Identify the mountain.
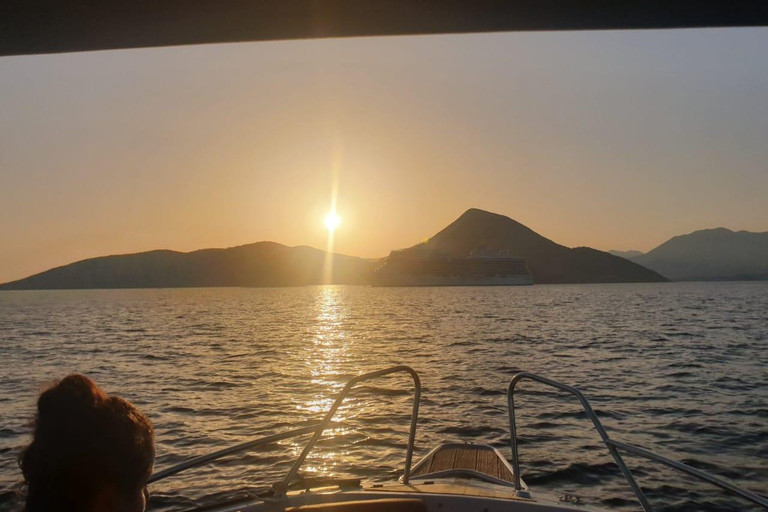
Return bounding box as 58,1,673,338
378,209,666,284
0,209,671,290
609,249,644,259
631,228,768,281
0,242,377,290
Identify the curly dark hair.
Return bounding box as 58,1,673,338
18,374,155,512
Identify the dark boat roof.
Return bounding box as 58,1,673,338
2,0,768,57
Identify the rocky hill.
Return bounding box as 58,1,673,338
0,242,376,290
380,209,666,284
631,228,768,281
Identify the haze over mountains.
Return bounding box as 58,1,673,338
0,243,376,290
2,209,765,290
629,228,768,281
1,209,666,289
608,249,644,259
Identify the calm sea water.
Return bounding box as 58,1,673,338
1,283,767,511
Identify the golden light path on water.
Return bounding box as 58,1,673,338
290,286,354,476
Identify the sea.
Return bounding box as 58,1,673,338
1,282,766,511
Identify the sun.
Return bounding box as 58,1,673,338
324,211,341,233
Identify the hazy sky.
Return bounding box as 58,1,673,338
1,28,767,283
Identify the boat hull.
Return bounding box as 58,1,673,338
371,275,533,287
372,253,534,287
198,483,605,512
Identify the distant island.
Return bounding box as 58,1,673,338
628,228,768,281
0,208,669,290
10,210,768,289
376,209,666,284
0,243,378,290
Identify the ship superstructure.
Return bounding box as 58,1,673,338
372,249,533,286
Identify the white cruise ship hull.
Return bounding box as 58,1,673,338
371,274,533,287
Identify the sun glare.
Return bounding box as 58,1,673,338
324,212,341,233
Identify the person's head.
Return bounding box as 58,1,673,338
19,374,155,512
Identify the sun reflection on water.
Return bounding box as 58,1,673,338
291,286,358,476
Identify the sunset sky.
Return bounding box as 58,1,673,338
1,28,767,283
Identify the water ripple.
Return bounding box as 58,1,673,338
0,282,766,512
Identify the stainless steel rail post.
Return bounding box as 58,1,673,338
148,423,323,484
607,439,768,509
507,372,652,510
277,365,421,496
507,372,768,511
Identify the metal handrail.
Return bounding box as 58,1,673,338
148,423,323,484
149,366,420,490
275,365,421,496
607,439,768,509
507,371,768,511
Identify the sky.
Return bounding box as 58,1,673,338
1,28,767,283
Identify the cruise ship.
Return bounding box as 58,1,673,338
371,250,533,287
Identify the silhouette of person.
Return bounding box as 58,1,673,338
18,374,155,512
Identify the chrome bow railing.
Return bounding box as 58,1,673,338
507,371,768,511
274,365,420,496
149,365,421,496
148,423,323,484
